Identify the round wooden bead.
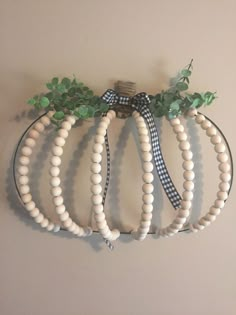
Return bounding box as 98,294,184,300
199,218,210,227
25,138,36,148
56,205,66,215
50,177,61,187
30,208,40,218
219,182,230,192
183,180,194,191
93,143,103,154
40,218,49,228
142,152,152,162
219,163,230,173
97,127,106,136
182,191,193,201
92,195,103,205
51,187,62,197
217,191,228,200
47,223,55,231
34,213,44,223
142,204,153,213
177,132,187,141
91,153,102,163
19,176,29,185
140,221,151,228
214,199,225,208
139,135,149,143
28,129,40,139
106,111,116,120
142,194,154,204
60,211,69,221
58,129,69,138
209,207,221,216
178,209,190,218
206,126,217,137
141,142,151,152
72,226,80,235
138,127,148,136
174,217,187,224
50,167,60,177
53,225,60,232
174,124,184,133
102,117,110,125
25,201,36,211
188,108,197,117
95,135,105,144
142,184,154,194
19,156,30,165
95,212,106,222
217,153,228,163
182,150,193,161
54,196,64,206
182,161,194,171
180,200,192,210
51,156,61,166
142,162,153,172
52,146,63,156
179,141,190,151
111,229,120,240
67,222,76,232
210,135,221,145
18,166,29,175
34,122,45,132
205,214,216,222
91,174,102,184
93,204,103,214
201,120,212,130
22,193,32,203
90,163,102,173
195,114,205,124
91,184,102,195
183,170,195,181
20,185,30,195
220,173,231,182
214,143,226,153
61,121,71,131
170,118,180,126
54,137,65,147
21,146,32,156
142,173,154,183
142,213,152,221
97,221,107,229
65,116,76,125
40,116,51,126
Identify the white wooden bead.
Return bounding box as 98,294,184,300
40,116,51,126
179,141,190,151
174,217,187,224
142,204,153,213
19,176,29,185
180,200,192,210
91,184,102,195
199,218,210,227
50,167,60,177
142,152,152,162
206,126,217,137
182,191,193,201
54,137,65,147
90,163,102,173
137,122,146,128
201,120,212,130
20,185,30,195
21,146,32,156
102,117,110,125
91,153,102,163
25,201,36,211
51,156,61,166
182,161,194,171
25,138,36,148
174,124,184,133
183,180,194,191
18,166,29,175
209,207,221,216
68,222,76,232
34,122,45,132
170,118,180,126
217,191,228,200
142,173,154,183
91,174,102,184
30,208,40,218
214,143,226,153
56,205,66,214
19,156,30,165
182,150,193,161
40,218,49,228
22,193,32,203
100,122,109,129
58,129,69,138
217,153,228,163
219,182,230,192
51,187,62,197
139,135,149,143
183,170,195,181
188,108,197,117
29,129,40,139
138,127,148,135
95,212,105,222
210,135,221,145
204,213,216,222
139,227,150,234
97,127,106,136
106,111,116,120
142,162,153,172
135,116,144,123
142,213,152,221
93,204,103,214
195,114,205,124
142,194,154,204
100,225,109,234
95,135,105,144
177,132,187,141
141,142,151,152
172,223,183,230
61,121,71,131
73,226,80,235
50,177,61,187
54,196,64,206
132,111,140,118
65,116,76,124
97,221,107,229
219,163,230,173
60,211,69,221
52,146,63,156
53,225,60,232
93,143,103,154
141,220,151,228
92,195,103,205
178,209,190,218
47,223,54,231
214,199,225,208
34,213,44,223
111,229,120,240
142,184,154,194
220,173,231,182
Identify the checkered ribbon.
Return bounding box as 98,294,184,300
102,89,181,209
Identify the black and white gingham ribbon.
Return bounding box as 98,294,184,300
101,89,181,209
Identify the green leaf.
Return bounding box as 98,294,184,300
176,82,188,91
52,77,59,85
191,98,200,108
40,97,50,108
56,84,66,93
100,102,109,112
181,69,192,77
168,112,177,120
68,87,76,97
170,99,182,111
61,77,71,89
46,83,54,90
27,98,36,105
53,111,65,120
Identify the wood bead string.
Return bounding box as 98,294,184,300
131,111,154,241
50,115,93,237
17,111,60,232
185,109,232,232
155,116,195,238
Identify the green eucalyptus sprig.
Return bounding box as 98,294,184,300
27,76,109,127
149,59,216,119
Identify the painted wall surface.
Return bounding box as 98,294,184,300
0,1,235,314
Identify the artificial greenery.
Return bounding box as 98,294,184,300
27,60,216,125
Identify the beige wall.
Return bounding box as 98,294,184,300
0,1,236,314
